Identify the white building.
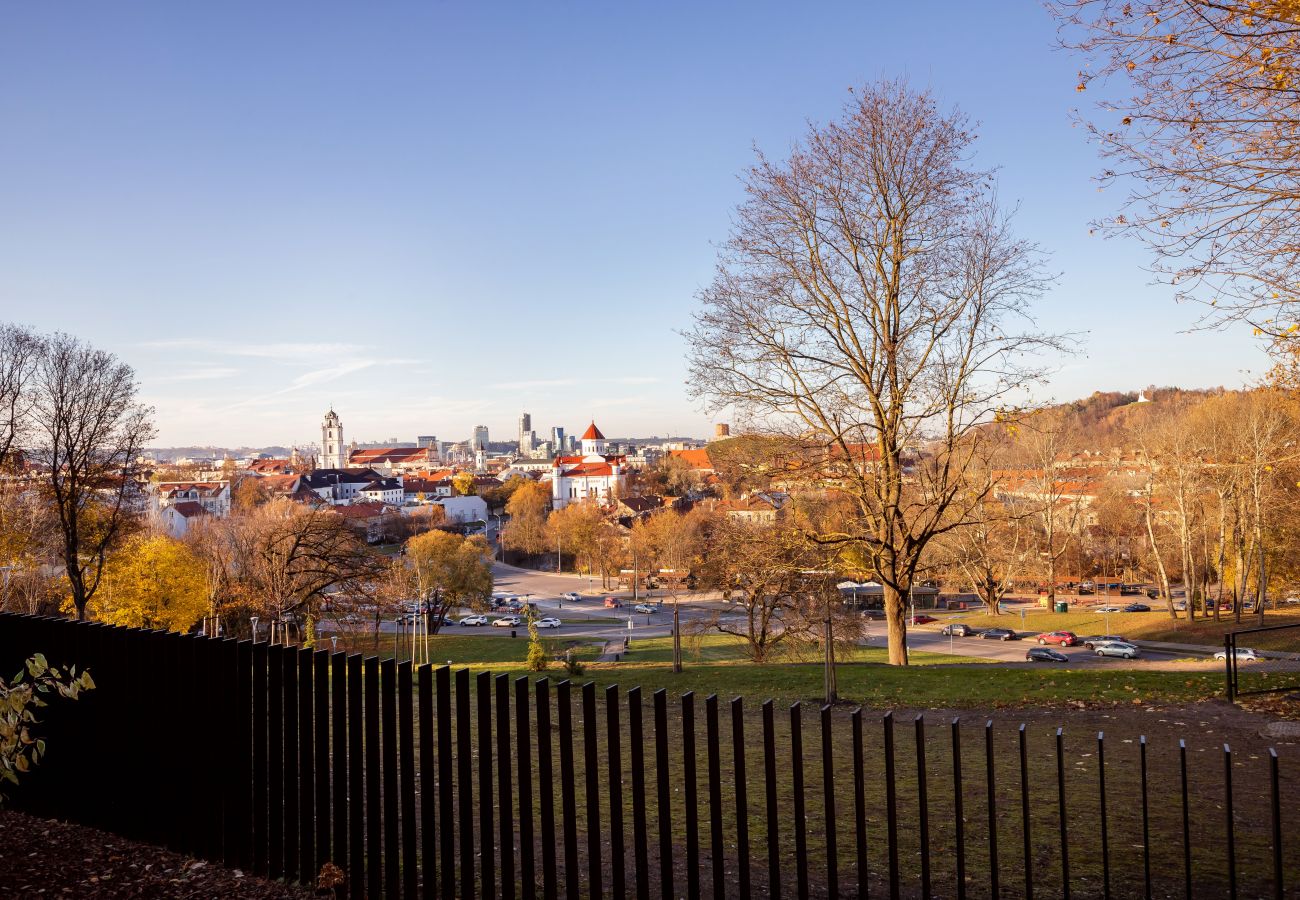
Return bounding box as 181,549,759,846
151,481,231,518
437,495,489,525
159,502,210,539
547,422,627,510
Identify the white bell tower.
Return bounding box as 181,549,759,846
321,408,345,469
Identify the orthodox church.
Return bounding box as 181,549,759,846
547,421,627,509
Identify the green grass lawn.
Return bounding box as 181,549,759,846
321,629,1225,707
935,604,1300,645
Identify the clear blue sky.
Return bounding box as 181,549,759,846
0,2,1268,448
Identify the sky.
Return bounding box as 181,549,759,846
0,3,1271,449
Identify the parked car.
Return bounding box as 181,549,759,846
1078,586,1095,595
1094,641,1141,659
604,597,624,608
1122,603,1151,613
1026,647,1068,663
459,614,488,626
492,615,522,627
633,603,657,614
535,617,562,629
860,608,886,620
560,592,581,603
907,614,938,625
981,628,1020,641
1214,647,1260,662
941,623,974,637
1037,631,1078,647
1079,634,1127,649
1119,585,1142,596
1094,605,1124,614
1172,600,1188,611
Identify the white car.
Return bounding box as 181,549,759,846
560,592,581,603
459,614,489,626
492,615,522,627
536,617,562,629
633,603,657,614
1094,605,1124,614
1094,641,1141,659
1215,647,1260,662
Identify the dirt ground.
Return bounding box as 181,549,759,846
0,808,315,899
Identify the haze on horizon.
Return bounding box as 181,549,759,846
0,3,1270,448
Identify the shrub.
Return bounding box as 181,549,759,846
0,653,94,802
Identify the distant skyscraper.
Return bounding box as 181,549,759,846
551,426,566,455
472,425,489,451
417,435,437,448
518,412,533,454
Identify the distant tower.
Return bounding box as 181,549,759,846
714,423,731,439
472,425,489,451
580,421,606,457
518,412,533,454
321,409,345,469
551,426,566,455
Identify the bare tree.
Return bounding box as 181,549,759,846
687,80,1061,664
0,324,42,469
29,333,154,620
1055,0,1300,330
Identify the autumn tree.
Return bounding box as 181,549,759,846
501,479,551,557
215,500,384,633
1056,0,1300,333
687,80,1059,664
451,472,476,496
545,502,625,587
88,534,209,632
0,324,41,469
29,333,155,620
0,485,59,614
231,475,271,513
405,529,494,611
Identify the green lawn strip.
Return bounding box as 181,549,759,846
936,606,1300,646
627,632,995,666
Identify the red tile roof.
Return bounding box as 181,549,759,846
561,462,615,477
333,501,392,519
580,422,605,441
169,501,209,519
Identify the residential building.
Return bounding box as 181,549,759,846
159,502,209,539
151,481,231,518
358,477,404,505
305,468,386,505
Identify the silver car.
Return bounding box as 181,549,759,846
1214,647,1259,662
1094,641,1141,659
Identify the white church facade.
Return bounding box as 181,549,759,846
547,422,627,510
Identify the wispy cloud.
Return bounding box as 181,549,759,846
491,378,578,391
153,366,241,383
141,339,371,362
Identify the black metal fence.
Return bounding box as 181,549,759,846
1224,621,1300,700
1,612,1295,898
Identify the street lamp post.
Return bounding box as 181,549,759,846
250,616,260,643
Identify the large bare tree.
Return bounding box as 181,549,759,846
1055,0,1300,330
0,324,42,469
687,80,1060,664
29,333,154,620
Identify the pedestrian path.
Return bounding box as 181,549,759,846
597,640,626,662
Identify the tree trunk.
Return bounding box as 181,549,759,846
883,582,908,666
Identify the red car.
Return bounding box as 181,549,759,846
603,597,624,608
907,614,938,625
1037,630,1078,647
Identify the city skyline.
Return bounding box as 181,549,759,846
0,2,1271,446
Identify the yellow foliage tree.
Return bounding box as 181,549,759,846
88,535,210,632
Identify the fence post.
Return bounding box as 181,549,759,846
455,669,474,900
558,680,578,900
884,711,899,900
1222,632,1232,702
915,714,929,900
347,654,365,899
733,697,752,900
1224,743,1237,900
538,678,557,900
952,718,966,900
654,688,673,900
791,703,809,900
496,674,515,900
516,676,536,900
475,671,495,900
684,692,700,899
418,664,436,899
582,682,602,898
399,661,418,900
607,684,625,899
629,687,649,900
708,695,725,900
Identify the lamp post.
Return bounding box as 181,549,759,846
250,616,260,643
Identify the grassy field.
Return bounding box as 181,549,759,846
933,603,1300,645
320,630,1227,707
